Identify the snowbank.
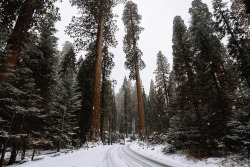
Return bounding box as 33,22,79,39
129,143,250,167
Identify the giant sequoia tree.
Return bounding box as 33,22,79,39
122,1,146,141
66,0,123,142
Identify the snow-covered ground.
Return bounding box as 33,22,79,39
9,142,170,167
8,142,250,167
130,143,250,167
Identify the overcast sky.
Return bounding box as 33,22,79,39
55,0,213,94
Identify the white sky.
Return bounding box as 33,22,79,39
55,0,213,94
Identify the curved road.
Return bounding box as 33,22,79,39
18,143,173,167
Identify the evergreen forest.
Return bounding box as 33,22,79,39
0,0,249,166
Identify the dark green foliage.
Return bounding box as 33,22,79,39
100,45,115,142
59,43,76,77
66,0,118,52
0,0,60,32
76,45,95,144
213,0,250,87
145,80,158,135
168,0,233,157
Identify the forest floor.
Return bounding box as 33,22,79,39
7,141,250,167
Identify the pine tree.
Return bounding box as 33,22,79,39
189,0,231,155
146,80,157,135
0,32,44,166
122,1,146,141
76,44,95,144
28,13,60,152
100,45,115,142
122,77,129,137
154,51,171,129
213,0,250,157
169,15,203,154
59,42,77,77
52,44,81,151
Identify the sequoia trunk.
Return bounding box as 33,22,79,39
89,18,104,142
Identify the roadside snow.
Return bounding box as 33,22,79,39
129,143,250,167
9,144,113,167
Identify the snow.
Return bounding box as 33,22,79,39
129,143,250,167
8,142,250,167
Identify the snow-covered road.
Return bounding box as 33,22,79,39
15,143,172,167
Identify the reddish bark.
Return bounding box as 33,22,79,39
89,18,104,142
0,0,37,83
133,43,146,141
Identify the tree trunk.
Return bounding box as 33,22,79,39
100,109,105,143
100,66,106,143
162,73,170,129
0,0,37,83
183,52,207,155
89,18,104,142
21,148,26,160
124,91,128,138
31,149,36,161
58,108,66,152
135,61,146,141
194,103,206,155
8,142,18,165
0,111,16,167
0,140,7,167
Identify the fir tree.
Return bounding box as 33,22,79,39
76,44,95,144
189,0,231,155
169,15,204,154
122,77,129,137
0,32,44,166
59,42,77,77
100,45,115,142
146,80,158,135
154,51,171,129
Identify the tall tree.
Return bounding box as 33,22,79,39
146,80,157,135
53,44,81,151
66,0,123,142
122,1,146,141
76,44,95,144
189,0,231,155
100,45,115,142
154,51,171,128
213,0,250,157
170,15,205,154
122,77,129,137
